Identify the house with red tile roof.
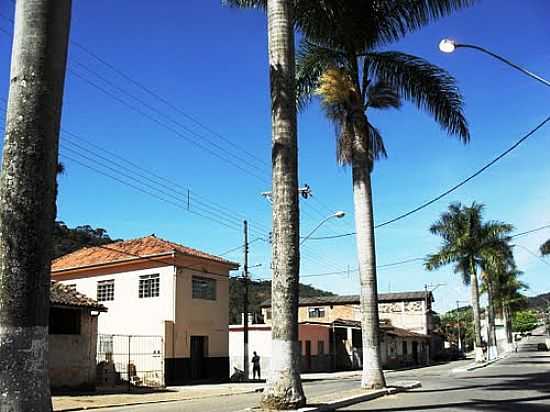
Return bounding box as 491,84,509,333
52,235,239,385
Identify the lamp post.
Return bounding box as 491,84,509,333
438,39,550,88
300,211,346,246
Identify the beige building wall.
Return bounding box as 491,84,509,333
265,300,429,334
172,266,229,359
49,309,98,389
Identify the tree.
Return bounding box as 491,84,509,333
296,7,471,389
479,240,514,360
512,310,539,333
0,1,72,411
493,267,528,347
226,0,306,408
541,239,550,256
425,202,513,362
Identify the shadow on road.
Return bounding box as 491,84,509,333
349,394,550,412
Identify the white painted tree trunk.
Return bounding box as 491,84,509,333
260,0,305,409
0,1,71,411
470,267,484,362
352,118,386,390
486,279,498,360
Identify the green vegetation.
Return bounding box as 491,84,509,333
53,221,120,259
512,310,539,333
437,306,474,351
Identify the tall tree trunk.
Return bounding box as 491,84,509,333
486,278,498,360
260,0,305,409
505,304,513,345
0,1,71,411
352,116,385,390
470,263,484,362
502,302,512,348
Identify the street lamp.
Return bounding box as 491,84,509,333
438,38,550,88
300,211,345,245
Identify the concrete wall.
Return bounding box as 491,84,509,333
229,325,272,379
49,309,98,390
229,324,332,378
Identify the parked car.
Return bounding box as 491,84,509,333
537,343,547,351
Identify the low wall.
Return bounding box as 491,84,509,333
49,311,98,391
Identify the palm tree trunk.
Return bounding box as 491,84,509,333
502,302,513,350
260,0,305,409
470,262,484,362
352,116,386,390
486,278,498,360
505,304,513,345
0,1,71,411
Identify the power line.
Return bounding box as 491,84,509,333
0,20,348,234
307,115,550,240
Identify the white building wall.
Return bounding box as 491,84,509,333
229,326,272,378
60,265,175,337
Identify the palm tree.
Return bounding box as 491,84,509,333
296,16,470,391
225,0,306,408
228,0,475,394
425,202,513,362
541,239,550,256
493,267,528,349
0,1,72,411
479,240,514,359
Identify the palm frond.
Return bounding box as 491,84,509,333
296,41,348,110
367,51,470,142
223,0,265,9
541,239,550,256
367,121,388,165
297,1,476,52
366,81,401,110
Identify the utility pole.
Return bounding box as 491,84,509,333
242,220,250,380
456,300,462,352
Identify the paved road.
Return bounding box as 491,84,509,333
340,333,550,412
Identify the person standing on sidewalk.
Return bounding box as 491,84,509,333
252,351,261,380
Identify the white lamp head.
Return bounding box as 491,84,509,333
333,211,346,219
439,39,456,53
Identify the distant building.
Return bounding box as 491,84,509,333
49,281,107,390
51,235,239,385
229,291,434,378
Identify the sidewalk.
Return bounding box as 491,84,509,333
52,371,418,412
53,382,264,411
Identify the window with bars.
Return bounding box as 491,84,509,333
192,276,216,300
97,279,114,301
139,274,160,298
308,307,326,318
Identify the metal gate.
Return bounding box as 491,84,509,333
97,334,164,389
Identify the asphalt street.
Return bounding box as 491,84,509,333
340,333,550,412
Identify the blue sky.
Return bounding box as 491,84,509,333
0,1,548,313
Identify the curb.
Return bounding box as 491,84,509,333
451,352,511,373
243,381,421,412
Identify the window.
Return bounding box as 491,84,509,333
308,307,325,318
318,340,325,355
403,341,408,355
49,307,81,335
97,279,114,301
139,274,160,298
192,276,216,300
